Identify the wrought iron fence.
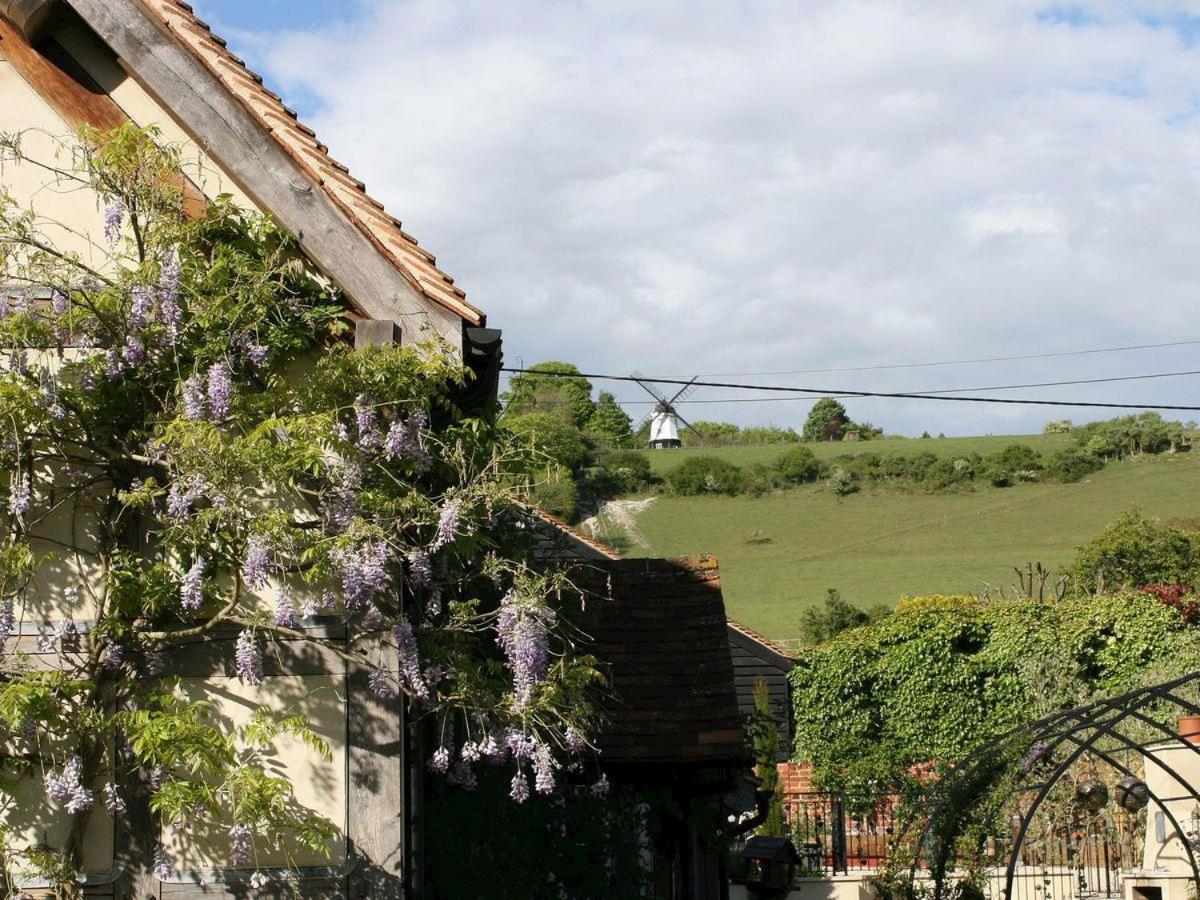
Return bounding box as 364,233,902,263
783,791,1133,900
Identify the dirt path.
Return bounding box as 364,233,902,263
582,497,657,551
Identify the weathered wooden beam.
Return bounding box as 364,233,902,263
0,0,58,41
65,0,459,347
354,319,401,350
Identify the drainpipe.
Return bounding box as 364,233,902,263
0,0,59,40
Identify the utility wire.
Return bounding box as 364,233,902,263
499,367,1200,412
648,337,1200,378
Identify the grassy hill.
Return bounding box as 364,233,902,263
617,436,1200,643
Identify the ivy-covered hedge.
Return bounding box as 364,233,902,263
789,592,1200,795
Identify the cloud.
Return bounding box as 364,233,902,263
237,0,1200,435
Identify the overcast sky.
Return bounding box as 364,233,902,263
190,0,1200,436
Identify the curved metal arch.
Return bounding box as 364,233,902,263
902,670,1200,900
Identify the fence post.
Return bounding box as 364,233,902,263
831,796,848,874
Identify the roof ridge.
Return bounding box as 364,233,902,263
138,0,484,325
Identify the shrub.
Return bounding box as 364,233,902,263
1044,419,1072,434
1071,413,1184,459
740,425,802,445
506,412,592,470
1044,448,1103,483
530,468,580,520
595,450,653,494
826,466,858,495
666,455,745,495
774,447,820,485
924,456,976,489
800,588,887,644
1070,510,1200,592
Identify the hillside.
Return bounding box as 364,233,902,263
614,437,1200,643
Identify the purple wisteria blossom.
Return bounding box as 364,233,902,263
393,618,428,701
166,476,206,522
425,588,442,620
495,594,554,711
369,664,392,698
505,729,537,762
130,286,155,330
324,462,360,529
532,742,555,795
45,756,93,813
9,473,30,518
158,249,182,340
0,599,15,653
249,872,269,890
103,199,125,244
244,343,268,367
448,759,477,790
480,735,504,764
181,558,205,611
234,629,263,685
51,289,67,315
406,549,431,590
335,542,391,610
241,535,275,591
104,782,126,818
206,361,233,420
273,591,297,629
300,595,320,620
122,336,146,367
430,502,460,554
564,725,587,754
428,744,451,774
384,410,430,470
36,618,74,653
510,771,530,804
153,845,174,881
354,394,381,450
181,374,206,420
104,348,123,380
229,823,252,867
40,377,66,421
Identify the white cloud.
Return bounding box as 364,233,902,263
241,0,1200,435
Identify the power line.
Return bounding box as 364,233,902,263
648,337,1200,378
499,367,1200,412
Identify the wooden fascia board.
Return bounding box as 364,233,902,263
65,0,442,331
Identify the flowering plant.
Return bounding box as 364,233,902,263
0,125,601,891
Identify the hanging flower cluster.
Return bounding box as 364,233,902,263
0,123,603,890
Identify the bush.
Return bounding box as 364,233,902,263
1044,419,1072,434
800,588,886,644
595,450,653,494
1072,413,1184,459
506,412,592,470
666,456,745,495
826,466,858,495
1070,510,1200,593
923,456,976,489
774,447,820,485
529,468,580,520
981,444,1042,487
1043,448,1103,483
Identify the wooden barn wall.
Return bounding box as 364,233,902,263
728,639,792,761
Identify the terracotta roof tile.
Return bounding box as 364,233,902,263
137,0,483,325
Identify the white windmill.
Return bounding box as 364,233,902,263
631,373,701,449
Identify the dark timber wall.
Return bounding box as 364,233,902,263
727,623,794,760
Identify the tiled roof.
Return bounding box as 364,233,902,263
726,618,795,664
138,0,483,325
573,556,749,768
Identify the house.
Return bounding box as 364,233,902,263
0,1,496,896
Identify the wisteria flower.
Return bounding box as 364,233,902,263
335,542,390,610
45,756,93,813
153,845,174,881
158,248,182,338
36,618,75,652
273,590,297,629
428,743,452,774
354,394,380,450
369,664,392,698
495,593,555,711
181,373,206,419
166,476,206,522
0,599,15,653
181,558,205,611
229,823,252,866
407,549,431,590
104,782,127,818
249,872,269,890
242,535,275,591
103,199,125,243
101,641,124,670
207,360,233,420
244,342,268,367
393,618,428,701
532,742,555,795
234,629,263,685
430,501,459,552
8,473,30,518
130,285,155,330
510,770,530,804
565,726,587,754
51,289,68,314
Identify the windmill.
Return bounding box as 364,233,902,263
631,372,701,449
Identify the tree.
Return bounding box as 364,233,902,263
506,411,593,470
744,678,786,837
503,361,595,428
587,390,633,446
1070,510,1200,593
774,447,820,485
0,125,602,888
803,398,850,442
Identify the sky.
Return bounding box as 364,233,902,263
188,0,1200,437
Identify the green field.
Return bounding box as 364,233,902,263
622,442,1200,644
635,432,1075,476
